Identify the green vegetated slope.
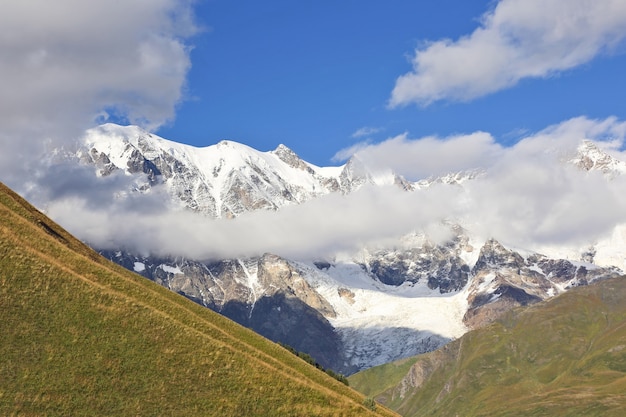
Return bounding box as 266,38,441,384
0,182,398,417
350,275,626,417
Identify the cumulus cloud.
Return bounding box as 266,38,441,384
0,0,198,188
389,0,626,106
334,131,504,180
41,116,626,262
462,120,626,248
466,158,626,249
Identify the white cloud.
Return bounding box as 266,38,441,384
0,0,199,188
352,126,382,138
41,117,626,262
46,183,461,260
389,0,626,106
457,116,626,248
334,131,504,180
332,140,375,163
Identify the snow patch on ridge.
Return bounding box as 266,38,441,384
159,264,183,275
133,262,145,272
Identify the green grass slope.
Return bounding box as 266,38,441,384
0,182,398,416
350,275,626,417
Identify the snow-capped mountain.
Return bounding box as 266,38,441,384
54,123,625,374
79,123,404,218
572,140,626,177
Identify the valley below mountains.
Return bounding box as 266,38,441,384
349,274,626,416
41,123,626,375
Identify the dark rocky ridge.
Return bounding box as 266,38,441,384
362,233,471,292
463,239,621,329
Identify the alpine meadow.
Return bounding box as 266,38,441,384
0,182,397,416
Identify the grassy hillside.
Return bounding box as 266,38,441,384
350,274,626,416
0,182,398,416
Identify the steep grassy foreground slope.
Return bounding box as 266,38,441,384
350,275,626,416
0,182,397,416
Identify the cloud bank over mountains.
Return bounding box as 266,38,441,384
390,0,626,106
39,116,626,261
2,1,626,263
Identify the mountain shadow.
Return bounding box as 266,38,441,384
220,292,347,374
338,326,452,375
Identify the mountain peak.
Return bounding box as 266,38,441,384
272,143,298,160
77,124,355,218
271,143,316,174
572,140,626,176
274,143,292,153
93,123,151,141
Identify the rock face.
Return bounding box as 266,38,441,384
464,239,621,329
362,231,471,292
256,254,336,318
66,123,625,374
571,140,626,177
105,250,346,371
102,234,621,374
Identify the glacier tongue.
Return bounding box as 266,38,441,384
294,260,469,370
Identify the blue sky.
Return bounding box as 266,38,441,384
2,0,626,172
3,0,626,259
155,0,626,166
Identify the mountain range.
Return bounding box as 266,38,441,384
41,123,626,375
